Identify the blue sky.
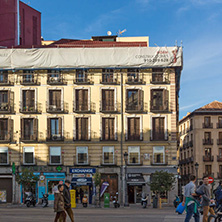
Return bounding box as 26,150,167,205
26,0,222,120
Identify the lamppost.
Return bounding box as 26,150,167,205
195,162,199,186
124,152,129,207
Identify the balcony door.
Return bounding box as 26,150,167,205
152,117,165,141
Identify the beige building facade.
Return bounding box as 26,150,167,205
0,36,183,204
179,101,222,195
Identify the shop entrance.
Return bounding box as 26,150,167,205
128,185,142,204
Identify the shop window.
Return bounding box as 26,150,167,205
76,147,88,165
153,146,165,164
50,147,61,164
103,146,114,164
23,147,35,164
0,147,8,164
128,146,140,164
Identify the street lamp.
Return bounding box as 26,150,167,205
124,152,129,207
195,162,199,186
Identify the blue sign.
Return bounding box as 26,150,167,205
71,177,92,186
69,168,96,174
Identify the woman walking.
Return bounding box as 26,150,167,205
54,184,66,222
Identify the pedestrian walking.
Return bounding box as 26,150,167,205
182,175,200,222
54,184,66,222
196,176,215,222
63,179,74,222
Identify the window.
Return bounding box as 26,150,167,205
153,146,165,164
102,118,115,141
126,89,143,111
0,90,9,111
219,165,222,176
23,147,34,164
152,117,165,141
47,70,62,84
48,118,63,140
0,71,8,84
150,89,169,111
218,117,222,128
204,117,211,128
22,70,35,83
103,146,114,164
50,147,61,164
102,69,114,83
0,119,9,141
127,69,141,83
219,148,222,157
76,118,89,141
101,89,115,111
205,148,211,157
128,146,140,164
22,90,35,112
152,68,164,83
21,118,37,141
76,69,88,83
48,90,62,111
127,117,140,140
205,165,212,176
75,89,88,111
76,147,88,164
0,147,8,164
218,132,222,145
204,132,212,144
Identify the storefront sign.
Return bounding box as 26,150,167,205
71,177,92,186
20,166,65,173
127,174,145,186
70,168,96,174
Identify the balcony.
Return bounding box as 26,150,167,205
47,134,64,142
47,74,66,85
203,155,214,162
20,74,39,85
125,104,143,113
100,73,119,85
100,101,119,113
217,123,222,128
0,131,12,143
0,103,13,114
189,141,193,147
46,101,68,113
0,75,13,86
74,73,93,85
101,155,118,166
150,155,168,166
203,139,213,145
218,139,222,145
202,122,213,128
126,73,145,84
150,100,169,113
19,102,41,114
151,73,170,84
203,173,214,178
21,133,38,142
217,155,222,162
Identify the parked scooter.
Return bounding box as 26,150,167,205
141,193,148,208
42,192,49,208
173,195,180,208
113,192,120,208
25,192,36,207
82,195,88,208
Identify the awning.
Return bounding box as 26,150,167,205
127,173,146,186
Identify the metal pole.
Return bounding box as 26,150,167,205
196,167,198,186
120,71,123,205
124,160,129,206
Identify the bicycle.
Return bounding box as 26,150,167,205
208,203,222,222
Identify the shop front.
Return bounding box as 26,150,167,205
0,175,12,203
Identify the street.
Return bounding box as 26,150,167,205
0,205,191,222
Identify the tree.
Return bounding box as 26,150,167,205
149,170,176,208
16,168,39,195
94,172,101,207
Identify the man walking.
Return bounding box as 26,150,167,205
182,175,200,222
196,176,215,222
63,179,74,222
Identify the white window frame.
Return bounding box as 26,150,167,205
0,147,8,165
23,146,35,165
103,146,114,165
153,146,165,164
128,146,140,164
76,146,88,165
73,87,91,112
125,115,143,140
150,115,168,140
50,146,61,165
100,87,117,111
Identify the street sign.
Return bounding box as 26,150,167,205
208,177,214,184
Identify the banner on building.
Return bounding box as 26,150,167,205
0,46,182,70
100,182,109,197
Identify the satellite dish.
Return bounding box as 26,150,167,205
107,31,112,36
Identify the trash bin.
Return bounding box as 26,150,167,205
104,193,110,208
153,196,158,208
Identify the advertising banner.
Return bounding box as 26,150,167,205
100,182,109,197
0,190,7,203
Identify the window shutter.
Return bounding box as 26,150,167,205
105,118,109,140
102,90,105,111
47,118,51,139
152,118,157,140
135,118,140,140
58,117,62,137
83,90,88,110
160,118,165,140
102,118,105,140
82,118,86,140
21,118,24,140
79,90,83,111
138,90,143,110
33,118,38,141
85,118,88,140
110,118,114,140
110,90,114,110
163,89,169,111
76,118,81,140
8,119,13,141
56,91,61,109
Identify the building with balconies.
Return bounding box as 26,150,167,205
0,36,183,205
179,101,222,194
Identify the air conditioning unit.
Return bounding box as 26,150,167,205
49,105,57,111
52,134,61,140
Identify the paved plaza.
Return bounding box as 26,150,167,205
0,204,202,222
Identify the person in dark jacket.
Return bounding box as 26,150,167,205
54,184,66,222
63,179,74,222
